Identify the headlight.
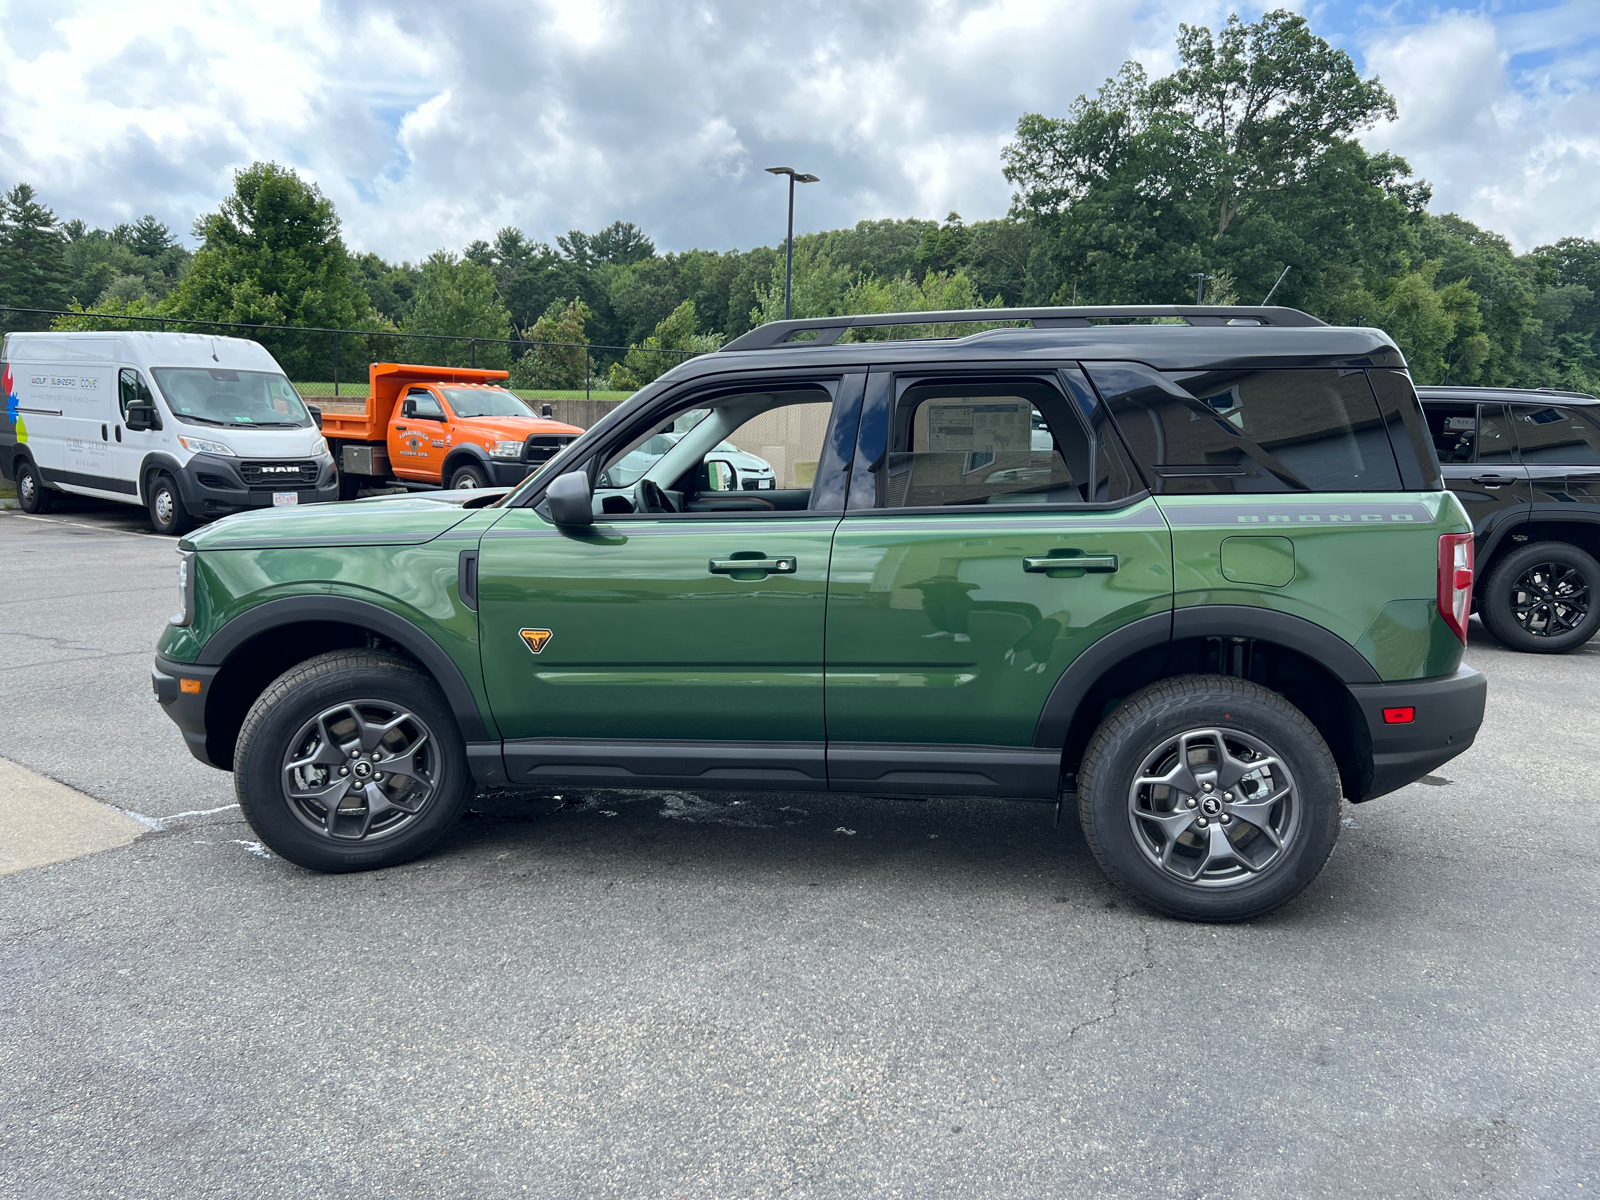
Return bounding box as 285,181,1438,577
489,440,523,460
313,436,331,459
178,435,235,457
171,550,195,626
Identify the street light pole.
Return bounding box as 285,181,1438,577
765,166,820,321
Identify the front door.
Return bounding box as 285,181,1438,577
113,367,159,493
477,374,862,791
1509,399,1600,515
390,387,450,481
823,366,1172,798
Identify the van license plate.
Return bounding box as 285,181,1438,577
272,492,298,507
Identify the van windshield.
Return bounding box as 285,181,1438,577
151,368,313,428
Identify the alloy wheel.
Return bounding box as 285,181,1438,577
281,700,440,841
1509,560,1590,638
1127,727,1300,887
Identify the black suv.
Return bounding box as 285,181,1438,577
1419,387,1600,652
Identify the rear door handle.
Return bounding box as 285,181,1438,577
709,557,797,575
1024,553,1118,574
1470,474,1516,486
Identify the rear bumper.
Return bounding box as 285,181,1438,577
152,655,225,770
1348,665,1487,800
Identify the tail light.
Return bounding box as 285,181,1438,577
1438,533,1474,644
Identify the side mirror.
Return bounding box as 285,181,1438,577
125,402,159,432
705,459,737,492
545,469,594,527
401,398,417,418
307,404,323,429
541,403,553,418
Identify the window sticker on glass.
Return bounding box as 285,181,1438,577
926,401,1032,453
1445,416,1477,431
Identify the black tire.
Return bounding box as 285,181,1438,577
336,467,365,501
233,649,471,872
147,473,193,536
1479,540,1600,653
14,457,54,513
1077,674,1342,923
448,463,489,491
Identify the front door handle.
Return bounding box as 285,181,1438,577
709,557,797,575
1470,474,1517,486
395,424,407,432
1024,553,1118,574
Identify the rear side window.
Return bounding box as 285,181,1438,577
1424,402,1515,464
1511,404,1600,465
852,373,1141,510
1087,365,1404,493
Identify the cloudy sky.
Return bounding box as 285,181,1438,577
1,0,1596,261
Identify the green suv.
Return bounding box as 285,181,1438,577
152,306,1487,921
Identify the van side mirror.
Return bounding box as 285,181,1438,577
545,470,594,527
125,402,160,432
307,404,323,429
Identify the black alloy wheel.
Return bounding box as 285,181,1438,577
1481,540,1600,654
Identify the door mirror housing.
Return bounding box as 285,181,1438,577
401,398,417,418
545,470,595,527
125,402,160,432
705,459,737,492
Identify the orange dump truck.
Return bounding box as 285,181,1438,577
319,363,583,498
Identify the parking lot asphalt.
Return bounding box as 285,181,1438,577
1,498,1597,1199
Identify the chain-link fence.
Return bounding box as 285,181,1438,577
0,307,693,408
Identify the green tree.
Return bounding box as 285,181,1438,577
402,251,513,369
512,296,592,390
169,162,373,378
0,183,72,325
608,300,721,390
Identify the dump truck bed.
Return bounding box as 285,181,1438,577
316,364,516,443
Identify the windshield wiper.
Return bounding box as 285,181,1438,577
175,414,229,427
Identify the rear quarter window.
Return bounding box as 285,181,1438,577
1086,365,1406,493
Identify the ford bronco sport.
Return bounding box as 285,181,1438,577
152,306,1487,922
1419,386,1600,653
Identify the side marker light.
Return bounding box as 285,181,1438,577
180,678,203,694
1383,707,1414,724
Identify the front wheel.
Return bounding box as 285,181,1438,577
147,473,192,536
448,463,489,491
232,650,471,872
1077,675,1342,923
1479,540,1600,653
15,458,54,513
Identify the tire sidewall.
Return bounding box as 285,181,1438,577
1079,680,1342,922
234,658,470,872
147,474,186,536
449,464,487,491
1483,541,1600,653
16,458,48,513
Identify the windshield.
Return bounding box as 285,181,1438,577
152,368,312,428
440,387,533,419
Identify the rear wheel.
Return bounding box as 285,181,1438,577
448,463,489,491
15,458,53,513
147,473,192,536
233,650,471,872
1480,540,1600,653
1077,674,1342,923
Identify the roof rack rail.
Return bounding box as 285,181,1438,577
719,304,1326,352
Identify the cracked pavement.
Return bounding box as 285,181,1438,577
1,498,1598,1198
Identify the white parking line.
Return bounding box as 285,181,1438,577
0,511,171,539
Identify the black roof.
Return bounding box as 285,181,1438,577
1416,385,1599,406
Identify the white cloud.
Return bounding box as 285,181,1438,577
0,0,1594,262
1362,5,1600,251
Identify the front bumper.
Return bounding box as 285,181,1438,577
152,655,225,770
1349,665,1487,800
178,454,339,517
487,459,538,487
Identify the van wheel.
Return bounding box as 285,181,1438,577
448,463,488,491
147,473,192,536
1479,541,1600,653
1077,674,1342,923
233,650,471,872
15,458,53,513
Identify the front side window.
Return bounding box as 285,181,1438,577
117,367,153,420
406,389,447,421
151,368,312,428
1093,365,1403,493
1512,404,1600,465
438,387,533,418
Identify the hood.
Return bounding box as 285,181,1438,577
183,491,480,551
451,415,584,443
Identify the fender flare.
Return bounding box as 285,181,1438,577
196,594,491,741
137,451,186,505
5,442,36,482
1031,605,1379,749
441,444,494,485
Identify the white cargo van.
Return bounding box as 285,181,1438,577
1,331,337,534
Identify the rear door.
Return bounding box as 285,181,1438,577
1423,400,1530,543
823,365,1169,799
